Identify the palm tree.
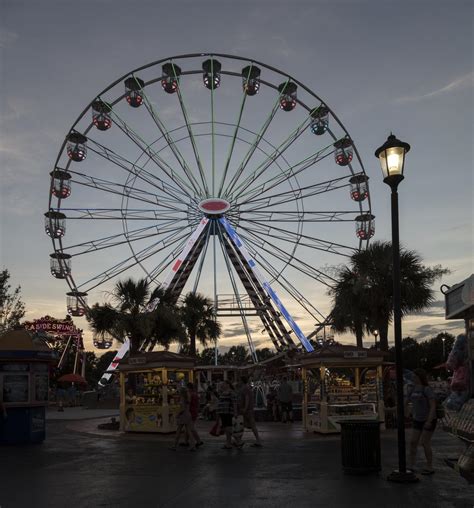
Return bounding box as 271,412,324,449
180,292,221,357
329,266,370,348
328,241,448,351
87,278,184,354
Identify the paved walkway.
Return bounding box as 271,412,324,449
46,407,119,421
1,415,473,508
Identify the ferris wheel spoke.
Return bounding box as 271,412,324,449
57,208,189,220
237,210,361,223
238,218,356,257
238,229,337,288
61,220,189,257
140,71,204,196
146,235,192,282
66,169,182,210
176,87,210,196
223,90,284,200
217,89,248,198
85,137,194,205
238,174,353,211
76,229,191,293
108,105,201,198
235,144,335,205
248,248,328,322
227,114,311,201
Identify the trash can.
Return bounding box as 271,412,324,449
339,419,382,474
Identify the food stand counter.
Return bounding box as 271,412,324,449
118,351,194,433
300,346,385,434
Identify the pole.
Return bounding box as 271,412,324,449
387,180,417,483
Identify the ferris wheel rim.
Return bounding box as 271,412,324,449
47,53,374,352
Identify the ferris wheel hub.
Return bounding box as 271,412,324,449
198,198,231,216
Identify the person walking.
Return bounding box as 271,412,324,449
184,382,203,447
171,388,196,451
217,380,240,449
278,377,294,423
239,376,262,447
406,368,437,475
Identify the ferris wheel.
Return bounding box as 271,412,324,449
45,53,374,361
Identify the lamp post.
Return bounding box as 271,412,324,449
442,335,446,360
375,134,417,483
374,330,379,349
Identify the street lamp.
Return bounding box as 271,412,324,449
373,330,379,349
375,133,417,483
441,335,446,360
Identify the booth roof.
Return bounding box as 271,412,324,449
0,328,51,352
298,344,386,361
119,350,195,369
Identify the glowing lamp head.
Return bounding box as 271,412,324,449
375,134,410,183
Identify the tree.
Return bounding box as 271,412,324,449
0,269,26,334
388,332,455,378
197,347,221,365
180,292,221,357
255,347,276,362
87,278,184,354
328,267,369,348
222,345,251,365
328,241,448,351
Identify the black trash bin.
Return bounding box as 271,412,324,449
339,419,382,474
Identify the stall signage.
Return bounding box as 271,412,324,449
23,316,81,337
129,356,146,365
343,351,367,359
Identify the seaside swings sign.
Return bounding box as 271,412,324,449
23,315,82,338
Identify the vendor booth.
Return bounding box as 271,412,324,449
300,345,385,434
0,328,56,444
118,351,194,433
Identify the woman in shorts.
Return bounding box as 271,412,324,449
407,368,437,475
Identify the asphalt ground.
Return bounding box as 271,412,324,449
0,414,473,508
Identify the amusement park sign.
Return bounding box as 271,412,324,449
23,316,81,337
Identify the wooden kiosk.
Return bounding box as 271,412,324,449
301,345,385,434
0,328,56,443
118,351,194,433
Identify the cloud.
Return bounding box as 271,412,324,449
396,72,474,103
0,29,18,48
411,320,464,340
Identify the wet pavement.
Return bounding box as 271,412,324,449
1,414,473,508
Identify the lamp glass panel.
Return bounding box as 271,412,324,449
379,146,405,178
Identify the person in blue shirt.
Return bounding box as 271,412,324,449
406,368,437,475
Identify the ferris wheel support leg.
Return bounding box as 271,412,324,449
58,336,73,370
219,217,314,353
99,338,130,386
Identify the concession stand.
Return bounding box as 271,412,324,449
301,345,385,434
0,328,56,444
118,351,194,433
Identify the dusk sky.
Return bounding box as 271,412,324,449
1,0,472,352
